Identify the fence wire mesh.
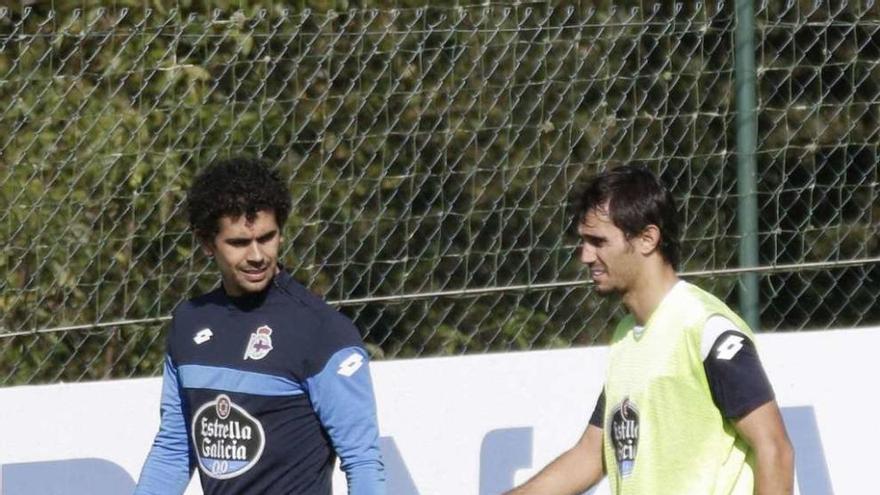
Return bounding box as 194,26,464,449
1,1,878,385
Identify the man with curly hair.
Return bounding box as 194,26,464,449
134,157,386,495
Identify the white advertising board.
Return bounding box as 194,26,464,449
1,328,875,494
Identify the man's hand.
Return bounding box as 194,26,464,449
504,424,604,495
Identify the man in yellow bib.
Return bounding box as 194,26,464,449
507,165,794,494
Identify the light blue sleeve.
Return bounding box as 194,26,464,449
306,347,386,495
133,355,193,495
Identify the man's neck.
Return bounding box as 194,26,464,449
622,263,680,326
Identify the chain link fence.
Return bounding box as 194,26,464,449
2,1,878,385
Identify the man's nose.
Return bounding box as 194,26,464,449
580,244,596,264
247,241,265,263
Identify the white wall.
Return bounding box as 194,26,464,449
2,328,875,494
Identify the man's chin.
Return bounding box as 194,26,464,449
591,284,617,296
227,277,272,296
242,278,271,293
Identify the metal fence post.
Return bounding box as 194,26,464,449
735,0,761,331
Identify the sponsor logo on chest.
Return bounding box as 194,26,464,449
191,394,266,479
610,397,640,478
243,325,274,360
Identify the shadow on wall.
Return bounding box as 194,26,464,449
0,458,136,495
0,407,832,495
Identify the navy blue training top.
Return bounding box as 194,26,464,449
134,270,385,495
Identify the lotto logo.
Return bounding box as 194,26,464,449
193,328,213,345
716,335,745,360
337,353,364,377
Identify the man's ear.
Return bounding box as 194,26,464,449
197,232,215,257
637,224,662,255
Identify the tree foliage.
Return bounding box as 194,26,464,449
1,0,877,384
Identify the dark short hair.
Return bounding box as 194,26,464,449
573,165,680,269
187,157,292,240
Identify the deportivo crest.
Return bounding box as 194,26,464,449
192,394,266,479
243,325,273,360
610,397,639,477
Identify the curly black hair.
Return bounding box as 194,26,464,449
187,157,292,240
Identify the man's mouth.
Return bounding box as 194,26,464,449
241,266,269,282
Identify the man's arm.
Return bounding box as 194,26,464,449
701,316,793,494
306,346,385,495
734,401,794,495
505,391,605,495
133,355,193,495
505,424,604,495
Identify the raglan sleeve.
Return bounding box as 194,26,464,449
133,353,194,494
304,316,385,495
701,315,775,418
